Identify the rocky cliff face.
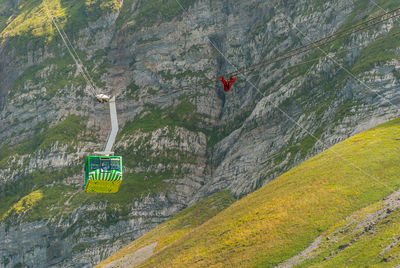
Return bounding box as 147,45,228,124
1,0,399,267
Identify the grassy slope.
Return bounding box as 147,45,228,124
1,0,120,38
296,194,400,267
99,117,400,267
96,190,236,267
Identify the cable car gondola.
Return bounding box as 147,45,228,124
84,155,123,193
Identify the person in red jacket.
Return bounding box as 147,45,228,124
220,76,237,92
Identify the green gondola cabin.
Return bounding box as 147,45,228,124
84,156,123,193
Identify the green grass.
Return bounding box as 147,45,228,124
371,0,400,14
65,171,172,219
27,184,74,221
1,190,43,220
101,117,400,267
0,0,119,54
137,37,161,45
125,80,140,99
324,2,400,76
10,54,86,99
42,115,85,148
159,69,205,81
119,98,251,160
2,0,119,38
281,1,400,87
84,0,121,21
118,100,201,138
113,100,204,203
118,139,196,171
204,107,253,151
336,0,371,31
117,98,250,173
0,0,16,33
296,198,400,266
280,123,327,164
10,44,110,99
351,25,400,75
0,167,79,223
187,44,203,54
116,0,196,30
0,115,85,169
2,0,56,38
0,169,172,224
1,169,178,228
97,190,236,267
281,50,323,85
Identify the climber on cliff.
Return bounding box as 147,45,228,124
219,76,237,92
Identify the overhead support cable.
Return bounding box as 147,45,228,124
42,0,98,97
149,5,400,96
